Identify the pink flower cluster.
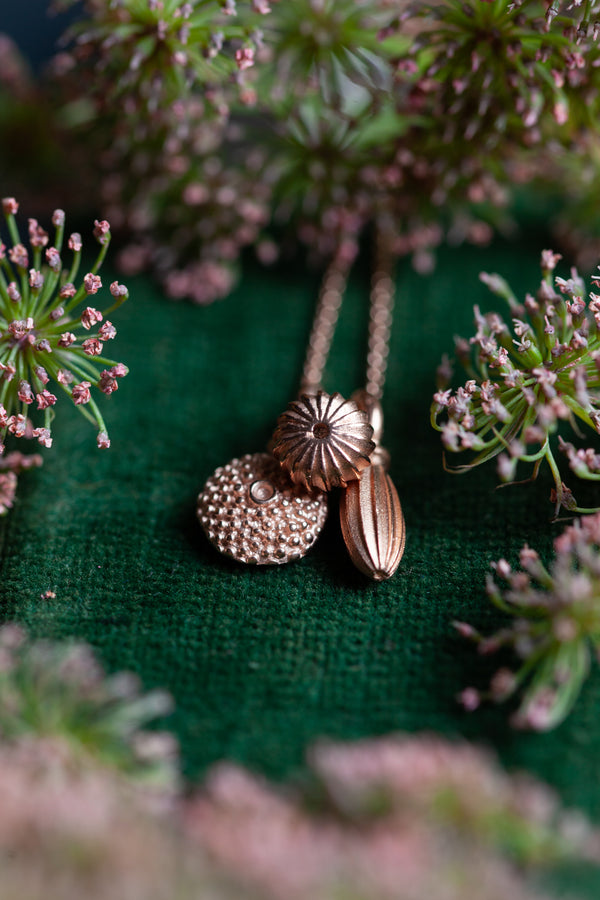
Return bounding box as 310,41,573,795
0,198,129,489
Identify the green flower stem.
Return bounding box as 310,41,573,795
545,444,563,492
85,395,108,434
504,638,556,694
64,247,81,292
519,444,550,464
0,345,20,407
17,265,27,306
562,394,598,431
39,218,67,309
52,377,96,427
99,291,129,320
4,211,20,249
522,640,590,728
67,350,124,372
0,266,13,308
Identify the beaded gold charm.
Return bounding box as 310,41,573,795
197,452,328,565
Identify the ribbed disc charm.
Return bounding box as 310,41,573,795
197,452,328,565
272,391,375,492
340,463,405,581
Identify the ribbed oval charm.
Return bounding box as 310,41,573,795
340,463,405,581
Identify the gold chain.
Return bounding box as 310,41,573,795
366,236,394,401
299,233,395,400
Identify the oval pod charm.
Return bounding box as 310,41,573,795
340,463,405,581
198,452,328,565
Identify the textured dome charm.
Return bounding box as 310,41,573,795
271,391,375,492
197,452,328,565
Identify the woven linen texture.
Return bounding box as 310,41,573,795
1,236,599,830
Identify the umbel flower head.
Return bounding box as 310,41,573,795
0,623,176,790
456,513,600,731
432,250,600,515
188,733,600,898
0,198,128,462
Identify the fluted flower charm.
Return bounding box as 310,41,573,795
272,391,375,492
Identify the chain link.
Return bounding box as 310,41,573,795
299,255,349,395
365,237,394,400
299,235,394,400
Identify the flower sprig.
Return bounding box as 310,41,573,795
56,0,271,107
0,198,128,457
512,0,600,42
0,624,176,788
432,250,600,515
38,0,600,301
456,512,600,731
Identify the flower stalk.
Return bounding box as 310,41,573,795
432,250,600,515
457,513,600,730
0,198,128,472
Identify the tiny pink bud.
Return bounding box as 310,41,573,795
72,381,91,405
32,427,52,448
57,369,74,385
97,431,111,449
8,318,34,339
492,558,512,580
2,197,18,215
235,47,255,70
109,281,128,298
81,306,103,330
59,283,77,300
98,321,116,340
458,687,481,712
58,332,76,347
29,269,44,291
17,380,34,404
99,371,118,394
28,218,49,248
36,390,57,410
34,366,49,385
45,247,61,272
93,219,111,244
0,363,16,381
52,209,65,227
8,244,28,268
82,338,103,356
83,273,102,294
8,414,27,436
453,621,478,640
68,233,82,252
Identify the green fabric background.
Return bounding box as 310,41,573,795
1,229,600,892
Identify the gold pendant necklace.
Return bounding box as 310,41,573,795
197,233,406,580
